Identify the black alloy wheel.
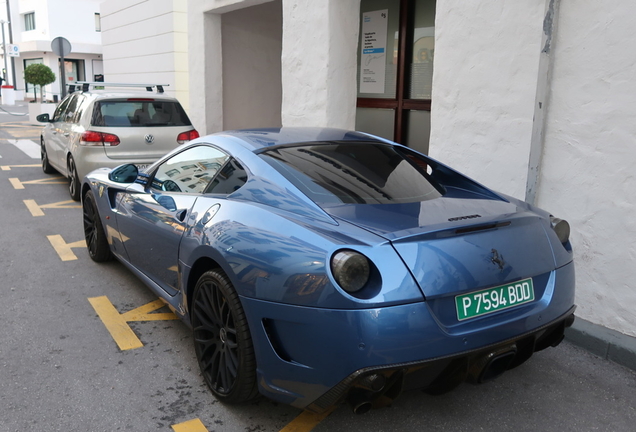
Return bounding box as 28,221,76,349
41,138,56,174
82,190,112,262
192,270,258,403
68,156,81,201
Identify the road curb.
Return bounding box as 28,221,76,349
565,317,636,372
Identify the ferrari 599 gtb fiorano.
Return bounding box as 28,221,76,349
81,128,575,414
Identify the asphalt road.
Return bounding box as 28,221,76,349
0,115,634,432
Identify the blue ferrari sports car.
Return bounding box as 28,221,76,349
81,128,575,414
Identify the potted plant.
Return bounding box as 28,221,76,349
24,63,57,123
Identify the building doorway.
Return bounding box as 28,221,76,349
221,0,283,130
59,59,85,85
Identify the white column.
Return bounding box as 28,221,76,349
188,3,224,136
281,0,360,129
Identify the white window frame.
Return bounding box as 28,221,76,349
24,12,35,31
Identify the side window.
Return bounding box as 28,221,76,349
151,145,229,194
205,158,248,194
63,95,81,122
51,96,72,122
72,96,88,123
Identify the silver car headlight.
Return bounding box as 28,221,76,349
331,250,370,293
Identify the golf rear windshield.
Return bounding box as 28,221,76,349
259,142,444,205
91,101,192,127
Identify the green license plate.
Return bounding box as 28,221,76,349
455,278,535,321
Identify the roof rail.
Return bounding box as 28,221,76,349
68,82,169,94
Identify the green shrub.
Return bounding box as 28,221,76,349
24,63,56,102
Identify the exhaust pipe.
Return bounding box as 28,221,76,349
347,390,374,415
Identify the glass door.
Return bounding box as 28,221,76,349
356,0,436,155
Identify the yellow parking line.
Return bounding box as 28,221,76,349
24,199,45,217
170,408,334,432
1,164,40,171
171,418,209,432
120,299,179,322
9,178,24,189
279,407,336,432
88,296,144,351
24,199,81,217
9,176,65,190
88,297,178,351
47,234,86,261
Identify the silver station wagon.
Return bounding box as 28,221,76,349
37,82,199,200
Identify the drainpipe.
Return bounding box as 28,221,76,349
525,0,561,205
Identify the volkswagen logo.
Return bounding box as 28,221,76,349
145,134,154,144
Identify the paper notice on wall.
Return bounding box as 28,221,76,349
360,9,388,94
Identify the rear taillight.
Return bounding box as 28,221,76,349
550,216,570,244
177,129,200,144
80,131,120,146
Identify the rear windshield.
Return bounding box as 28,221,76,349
91,100,192,127
259,142,444,205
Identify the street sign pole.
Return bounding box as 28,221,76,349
51,37,72,99
59,38,66,98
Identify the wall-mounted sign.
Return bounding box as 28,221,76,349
359,9,388,94
7,44,19,57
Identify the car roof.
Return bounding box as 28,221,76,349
211,127,389,152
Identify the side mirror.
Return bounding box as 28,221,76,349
108,164,139,183
36,113,50,123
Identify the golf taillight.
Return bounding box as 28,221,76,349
80,131,120,146
177,129,200,144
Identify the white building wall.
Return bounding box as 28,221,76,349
47,1,102,46
93,0,636,338
1,0,103,99
100,0,190,111
431,0,636,337
538,0,636,336
430,0,544,199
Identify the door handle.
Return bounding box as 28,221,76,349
63,132,70,137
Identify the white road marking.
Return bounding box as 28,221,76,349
8,139,40,159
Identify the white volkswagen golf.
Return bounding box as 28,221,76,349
37,82,199,200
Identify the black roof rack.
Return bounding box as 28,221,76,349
68,82,169,94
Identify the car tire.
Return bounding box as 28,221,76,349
41,138,56,174
82,190,112,262
68,156,81,201
192,269,259,404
